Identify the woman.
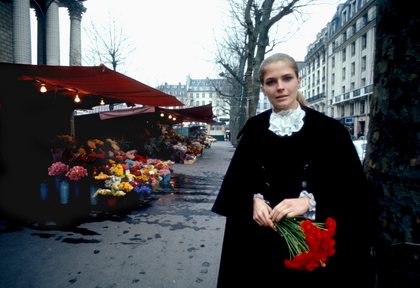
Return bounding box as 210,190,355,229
212,53,375,287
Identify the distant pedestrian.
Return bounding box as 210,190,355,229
211,53,376,287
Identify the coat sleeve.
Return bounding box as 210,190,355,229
308,115,375,278
211,119,266,217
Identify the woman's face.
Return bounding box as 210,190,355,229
261,60,301,112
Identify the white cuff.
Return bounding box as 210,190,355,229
299,190,316,220
253,193,270,205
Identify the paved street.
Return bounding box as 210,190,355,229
0,141,235,288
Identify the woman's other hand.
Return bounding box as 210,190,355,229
253,198,276,231
269,197,310,222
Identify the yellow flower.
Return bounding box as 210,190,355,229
112,164,124,177
95,172,110,180
119,182,133,192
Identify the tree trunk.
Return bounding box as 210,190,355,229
366,0,419,286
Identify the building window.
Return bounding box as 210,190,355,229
351,42,356,56
361,33,367,49
342,48,346,62
362,13,368,26
351,62,355,75
342,11,348,25
342,67,346,80
332,56,335,68
360,99,365,114
361,56,367,72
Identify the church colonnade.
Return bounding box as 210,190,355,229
13,0,86,66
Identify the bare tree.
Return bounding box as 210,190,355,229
83,16,135,71
216,0,316,144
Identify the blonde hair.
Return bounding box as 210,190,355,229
258,53,307,106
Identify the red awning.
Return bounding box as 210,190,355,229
99,106,156,120
161,104,215,124
0,62,184,107
96,103,215,124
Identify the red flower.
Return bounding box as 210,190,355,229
275,217,336,272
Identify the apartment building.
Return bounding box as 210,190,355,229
302,0,376,138
158,75,230,122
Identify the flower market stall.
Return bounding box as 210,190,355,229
45,136,175,217
73,104,214,163
0,62,183,226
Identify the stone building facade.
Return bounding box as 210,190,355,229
301,0,376,138
157,76,230,122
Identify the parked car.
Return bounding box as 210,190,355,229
353,139,367,162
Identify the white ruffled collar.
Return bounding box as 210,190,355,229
269,104,305,136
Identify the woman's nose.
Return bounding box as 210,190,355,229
276,80,284,89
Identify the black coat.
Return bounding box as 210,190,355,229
212,107,375,287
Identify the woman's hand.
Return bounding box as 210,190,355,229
253,198,276,231
269,197,310,223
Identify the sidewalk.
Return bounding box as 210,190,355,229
0,141,235,288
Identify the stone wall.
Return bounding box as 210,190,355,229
0,1,13,63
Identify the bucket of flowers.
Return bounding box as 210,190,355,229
47,161,88,205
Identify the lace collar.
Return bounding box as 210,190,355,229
268,104,305,136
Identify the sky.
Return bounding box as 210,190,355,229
32,0,345,87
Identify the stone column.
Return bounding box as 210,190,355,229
34,8,46,65
13,0,31,64
67,2,86,66
45,0,60,65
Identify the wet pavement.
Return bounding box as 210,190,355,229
0,141,235,288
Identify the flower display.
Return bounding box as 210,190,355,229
91,150,173,198
65,165,88,181
275,217,336,272
47,161,69,176
47,136,175,206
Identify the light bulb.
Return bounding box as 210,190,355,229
74,94,81,103
100,98,105,105
40,84,47,93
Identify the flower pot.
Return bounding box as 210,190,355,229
39,181,48,201
89,185,98,206
107,197,117,207
59,180,70,205
162,174,171,185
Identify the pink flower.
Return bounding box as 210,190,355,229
48,161,69,176
65,165,88,181
158,168,171,177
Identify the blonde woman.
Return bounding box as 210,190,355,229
212,53,375,287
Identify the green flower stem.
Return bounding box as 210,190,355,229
275,218,309,259
274,217,327,259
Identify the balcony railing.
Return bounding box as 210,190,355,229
307,93,326,104
332,85,373,104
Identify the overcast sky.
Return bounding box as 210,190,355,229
32,0,344,87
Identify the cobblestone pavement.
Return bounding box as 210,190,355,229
0,141,235,288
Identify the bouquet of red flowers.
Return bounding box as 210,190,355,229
275,217,336,271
